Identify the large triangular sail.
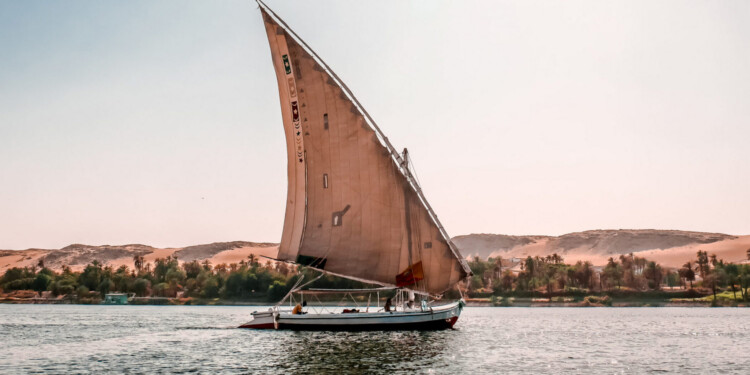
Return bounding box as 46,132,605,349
258,1,470,296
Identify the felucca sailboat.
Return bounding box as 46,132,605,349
240,1,471,330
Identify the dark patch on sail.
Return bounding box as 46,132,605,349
323,113,329,129
332,204,351,227
296,254,327,269
287,38,301,52
293,59,302,78
261,9,273,24
361,120,373,131
396,261,424,287
424,242,432,249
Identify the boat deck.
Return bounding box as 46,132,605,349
239,300,463,331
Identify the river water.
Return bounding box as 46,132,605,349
1,305,748,374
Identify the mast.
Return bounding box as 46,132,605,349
256,0,470,277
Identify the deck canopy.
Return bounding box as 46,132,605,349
294,287,398,295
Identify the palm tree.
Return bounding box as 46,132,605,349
555,267,567,290
133,255,144,273
696,250,709,278
643,261,663,290
724,264,740,301
603,257,623,290
740,266,750,302
501,270,515,291
680,261,696,289
551,253,563,264
634,257,647,275
493,256,503,279
524,257,536,276
619,254,635,287
703,271,724,305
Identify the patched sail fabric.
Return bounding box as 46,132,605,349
260,8,469,295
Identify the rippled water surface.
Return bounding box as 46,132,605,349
1,305,748,374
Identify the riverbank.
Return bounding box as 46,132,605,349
3,295,747,307
463,298,748,307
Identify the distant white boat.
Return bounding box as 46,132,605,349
241,0,471,331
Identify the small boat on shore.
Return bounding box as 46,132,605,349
242,1,471,331
102,293,130,305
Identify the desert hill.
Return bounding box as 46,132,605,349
2,230,748,272
0,241,278,273
453,230,750,267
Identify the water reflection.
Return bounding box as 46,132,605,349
254,330,451,373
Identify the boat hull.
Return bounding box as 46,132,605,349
239,300,463,331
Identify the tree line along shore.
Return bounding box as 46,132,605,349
463,249,749,307
1,250,749,307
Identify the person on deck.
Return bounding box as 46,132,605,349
292,301,307,314
384,298,393,312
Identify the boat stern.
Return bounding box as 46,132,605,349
238,310,276,329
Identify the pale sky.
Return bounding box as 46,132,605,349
1,0,748,250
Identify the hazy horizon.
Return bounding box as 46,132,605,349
2,0,749,250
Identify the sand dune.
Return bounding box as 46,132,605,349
454,230,749,267
2,230,748,272
0,242,278,273
635,235,750,267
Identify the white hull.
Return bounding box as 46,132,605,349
240,300,463,331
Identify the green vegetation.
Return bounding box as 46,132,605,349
0,256,365,303
461,252,750,306
1,250,748,306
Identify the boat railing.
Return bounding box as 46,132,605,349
278,287,441,315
